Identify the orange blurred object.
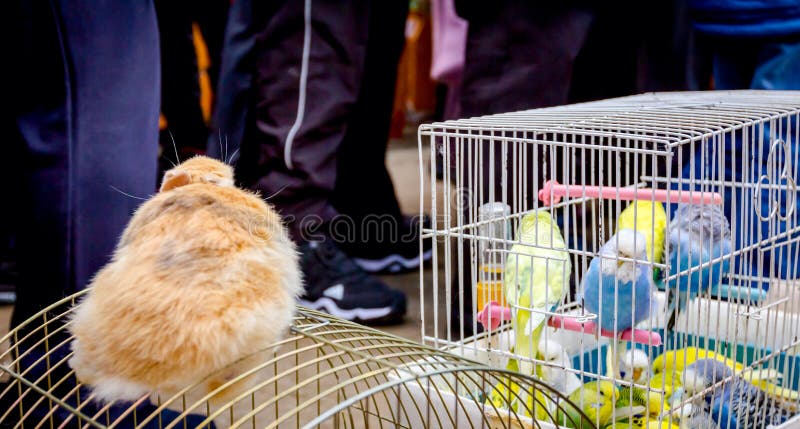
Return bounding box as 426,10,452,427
192,23,213,124
391,10,437,138
159,24,214,132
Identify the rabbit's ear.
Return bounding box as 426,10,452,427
160,170,191,192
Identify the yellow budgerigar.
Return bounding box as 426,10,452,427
653,347,791,405
648,369,683,398
616,200,667,266
753,379,800,407
652,347,743,374
505,211,571,378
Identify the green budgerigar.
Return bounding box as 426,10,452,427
486,358,550,422
505,210,571,378
557,380,620,428
617,385,668,417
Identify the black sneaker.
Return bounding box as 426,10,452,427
298,239,407,325
339,215,433,274
0,261,17,305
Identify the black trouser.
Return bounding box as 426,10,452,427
7,0,161,330
209,0,408,242
3,2,168,425
331,0,409,233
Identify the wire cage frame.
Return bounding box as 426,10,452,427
418,90,800,428
0,289,594,428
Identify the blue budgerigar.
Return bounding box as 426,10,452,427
683,359,793,429
580,228,654,379
665,204,732,331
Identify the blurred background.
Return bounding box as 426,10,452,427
4,0,799,342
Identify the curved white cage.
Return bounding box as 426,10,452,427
419,90,800,428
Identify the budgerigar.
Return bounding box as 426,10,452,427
486,358,551,422
616,418,680,429
617,385,669,417
537,338,582,396
672,399,721,429
751,378,800,409
618,349,669,418
653,348,787,402
556,380,619,428
665,204,732,330
617,200,668,277
652,347,744,374
505,211,571,377
649,369,683,399
683,359,793,429
580,228,654,380
620,348,651,385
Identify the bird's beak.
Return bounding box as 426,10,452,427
633,369,643,382
618,252,632,267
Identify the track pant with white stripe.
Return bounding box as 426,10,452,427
209,0,408,241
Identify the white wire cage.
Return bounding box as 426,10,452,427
418,90,800,428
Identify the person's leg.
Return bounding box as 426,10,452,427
205,0,261,163
748,39,800,280
568,1,641,103
11,0,160,326
8,0,71,332
751,39,800,90
681,36,800,286
194,0,230,91
155,0,209,167
710,36,760,89
450,2,594,336
637,0,711,92
235,0,368,236
58,0,161,295
331,0,429,274
225,0,406,324
6,0,176,424
460,3,593,117
332,0,407,226
0,120,17,304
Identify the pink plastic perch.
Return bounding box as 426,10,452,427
538,180,722,206
476,301,511,331
548,315,662,346
477,301,662,346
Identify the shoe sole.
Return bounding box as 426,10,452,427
298,297,404,325
354,249,433,274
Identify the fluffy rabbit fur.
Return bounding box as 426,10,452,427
68,156,301,418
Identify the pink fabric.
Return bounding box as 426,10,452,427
430,0,468,84
430,0,467,119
